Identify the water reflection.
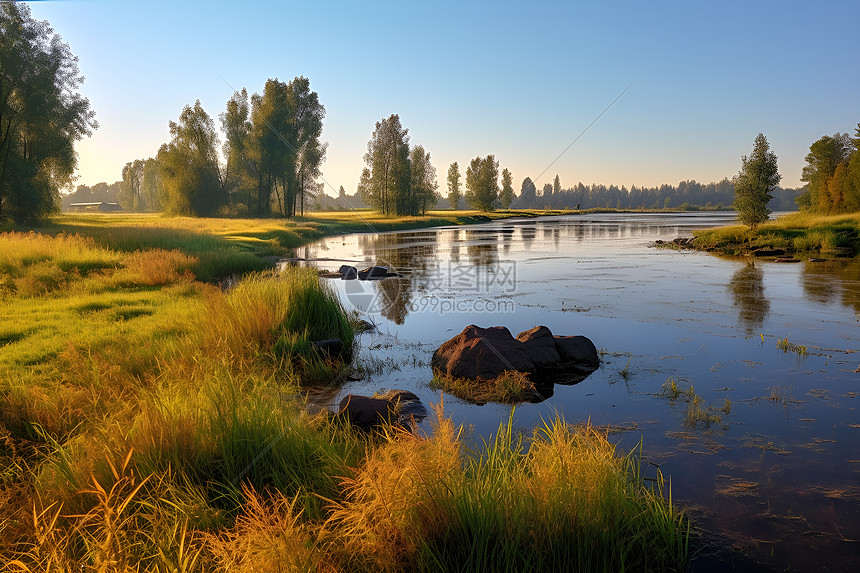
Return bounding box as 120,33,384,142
728,261,770,336
801,261,860,316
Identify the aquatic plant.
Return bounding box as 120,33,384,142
776,337,808,357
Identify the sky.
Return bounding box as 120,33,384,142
27,0,860,195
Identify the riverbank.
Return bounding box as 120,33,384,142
690,211,860,259
0,213,690,570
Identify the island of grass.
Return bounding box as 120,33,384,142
690,211,860,259
0,211,689,570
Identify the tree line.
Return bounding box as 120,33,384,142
796,124,860,213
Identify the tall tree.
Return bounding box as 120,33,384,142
0,2,97,223
409,145,438,215
733,133,781,231
220,88,253,212
447,162,462,210
158,100,222,216
499,168,514,209
553,174,562,195
465,155,499,212
359,114,411,215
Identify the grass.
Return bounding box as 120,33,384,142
0,213,690,571
692,211,860,259
776,336,808,357
658,378,727,429
429,370,542,404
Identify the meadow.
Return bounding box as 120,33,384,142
692,211,860,258
0,211,689,571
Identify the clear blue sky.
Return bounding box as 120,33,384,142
29,0,860,194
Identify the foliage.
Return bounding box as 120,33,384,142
408,145,439,215
447,162,462,210
464,155,499,211
359,114,411,216
733,133,781,231
0,2,97,224
796,125,860,213
157,101,224,216
429,371,539,404
359,114,438,217
499,168,514,209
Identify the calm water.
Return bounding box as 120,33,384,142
293,212,859,571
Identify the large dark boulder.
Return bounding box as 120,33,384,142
554,335,599,367
516,326,561,368
431,325,536,380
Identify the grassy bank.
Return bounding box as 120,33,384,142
692,211,860,259
1,215,690,571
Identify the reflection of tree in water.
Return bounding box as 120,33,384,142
464,229,500,270
520,224,537,249
357,231,438,324
376,277,411,324
729,262,770,335
801,261,860,315
500,226,514,255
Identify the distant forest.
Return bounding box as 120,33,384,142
309,178,802,213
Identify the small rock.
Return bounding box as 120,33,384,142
358,266,391,280
339,265,358,280
337,394,395,430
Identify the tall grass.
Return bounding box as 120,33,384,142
329,408,689,572
203,269,354,379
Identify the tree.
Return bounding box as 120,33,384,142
158,100,222,216
359,114,411,215
733,133,781,231
119,159,145,211
519,177,537,207
220,88,253,212
465,155,499,212
409,145,438,214
553,174,561,196
799,133,853,212
447,162,462,210
0,2,97,224
499,168,514,209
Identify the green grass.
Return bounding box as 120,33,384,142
693,211,860,258
776,337,808,357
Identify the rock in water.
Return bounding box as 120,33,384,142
553,335,599,367
431,325,536,380
337,394,394,430
338,265,358,280
516,326,561,367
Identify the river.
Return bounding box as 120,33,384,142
292,212,859,571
